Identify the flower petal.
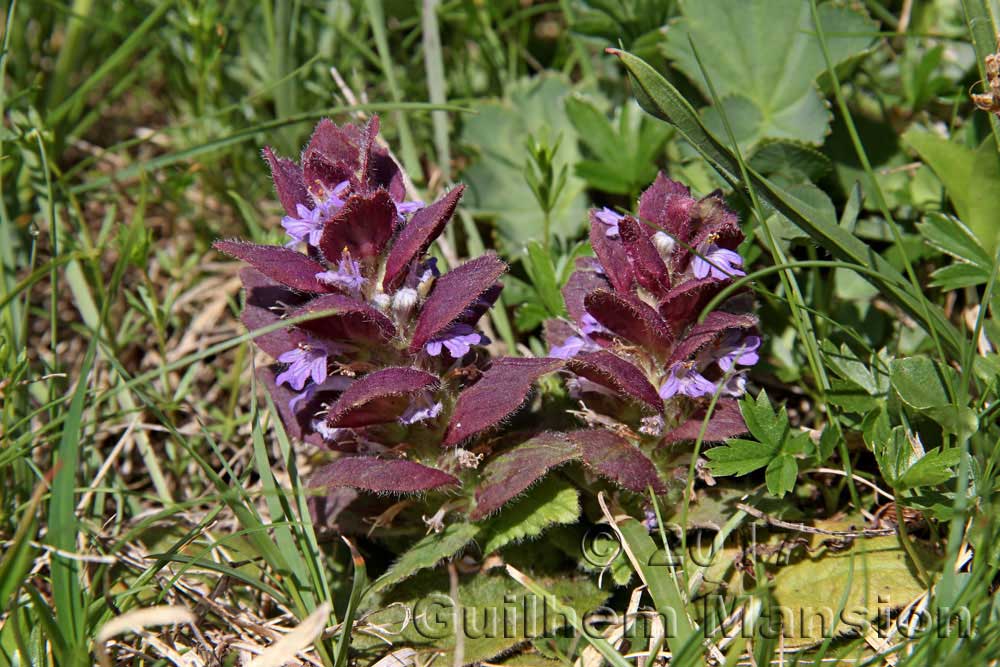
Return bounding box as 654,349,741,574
443,357,563,447
326,367,439,427
409,254,507,352
214,240,331,293
383,185,465,290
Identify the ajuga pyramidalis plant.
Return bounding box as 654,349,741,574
540,174,759,493
216,116,568,527
217,119,759,533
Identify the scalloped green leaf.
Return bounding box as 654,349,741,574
663,0,876,146
479,477,580,554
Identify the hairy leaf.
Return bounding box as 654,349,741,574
569,429,666,493
409,254,507,352
566,351,662,409
311,458,458,494
370,522,479,594
443,357,562,446
326,367,438,427
478,477,580,554
214,241,330,293
472,433,579,519
383,185,465,290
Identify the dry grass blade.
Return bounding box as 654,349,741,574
371,647,418,667
249,602,333,667
94,605,197,667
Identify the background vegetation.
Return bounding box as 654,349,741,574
2,0,1000,665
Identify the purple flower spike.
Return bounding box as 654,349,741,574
399,395,443,425
691,243,746,280
716,333,761,371
425,323,489,358
659,363,718,399
316,255,365,294
595,207,624,238
276,342,331,391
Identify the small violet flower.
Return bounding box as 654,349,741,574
276,342,331,391
395,200,425,221
281,181,349,246
316,255,365,293
659,363,718,399
594,207,624,238
715,333,761,372
399,396,443,425
425,323,489,358
691,243,746,280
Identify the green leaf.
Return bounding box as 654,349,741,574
705,438,778,476
663,0,876,146
770,535,934,647
358,572,608,666
929,263,990,290
764,454,798,497
479,477,580,554
917,213,992,268
890,355,956,410
369,523,479,594
740,390,788,447
461,76,588,252
609,47,965,358
903,129,1000,254
524,241,566,317
897,447,962,490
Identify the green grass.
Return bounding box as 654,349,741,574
2,1,1000,665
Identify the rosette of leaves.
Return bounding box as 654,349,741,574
215,117,562,522
540,173,761,492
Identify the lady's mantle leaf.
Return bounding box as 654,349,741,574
663,0,876,146
311,458,458,494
